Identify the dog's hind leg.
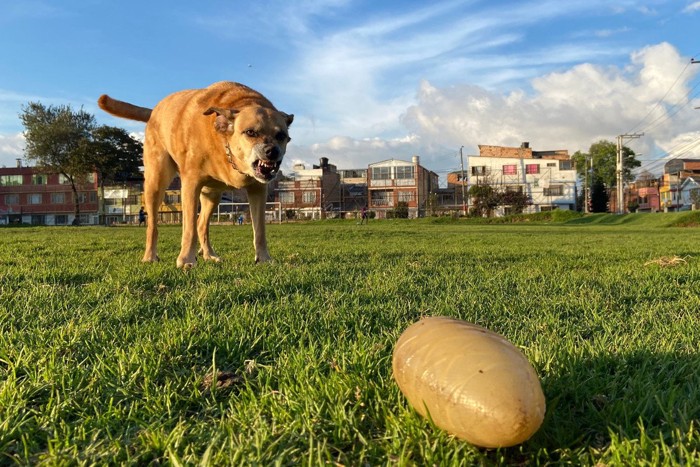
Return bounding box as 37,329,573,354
197,187,222,262
142,142,176,263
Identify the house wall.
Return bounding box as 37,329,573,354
636,186,660,212
467,153,577,214
274,162,341,218
367,158,434,218
0,166,99,225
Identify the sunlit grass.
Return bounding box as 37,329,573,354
1,217,699,464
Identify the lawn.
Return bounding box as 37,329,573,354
1,215,699,465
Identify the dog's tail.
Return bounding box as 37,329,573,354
97,94,152,122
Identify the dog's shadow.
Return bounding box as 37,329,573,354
532,349,700,454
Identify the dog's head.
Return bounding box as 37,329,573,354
204,105,293,183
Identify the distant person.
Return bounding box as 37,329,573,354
238,214,244,225
360,206,369,225
139,207,147,226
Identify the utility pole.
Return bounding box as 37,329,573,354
459,146,467,215
584,156,592,213
616,133,643,214
693,59,699,108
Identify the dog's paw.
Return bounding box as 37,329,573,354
177,255,197,269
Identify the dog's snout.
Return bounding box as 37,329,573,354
264,144,281,160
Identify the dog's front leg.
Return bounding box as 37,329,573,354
197,187,222,262
177,178,202,269
247,183,271,263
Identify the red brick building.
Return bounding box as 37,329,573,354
0,163,99,225
367,156,438,218
274,158,341,219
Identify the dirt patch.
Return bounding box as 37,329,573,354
201,371,243,391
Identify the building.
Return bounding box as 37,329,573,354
0,162,99,225
274,158,341,219
632,180,661,213
678,175,700,210
338,168,368,214
367,156,438,218
659,159,700,211
450,142,577,215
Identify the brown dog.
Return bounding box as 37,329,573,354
98,81,293,268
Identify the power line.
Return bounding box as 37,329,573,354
627,59,693,134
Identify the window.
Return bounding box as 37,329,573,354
471,166,489,176
502,164,517,175
395,166,415,186
526,164,540,175
398,191,415,203
60,173,96,184
302,191,316,204
164,193,180,204
28,194,42,204
341,169,366,178
55,215,68,225
32,174,48,185
543,185,564,196
51,193,65,204
5,194,19,205
559,160,573,170
371,191,392,206
546,162,556,168
279,192,294,204
371,167,391,180
395,166,414,179
505,185,523,194
0,175,23,186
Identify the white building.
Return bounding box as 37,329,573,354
678,175,700,210
466,143,578,215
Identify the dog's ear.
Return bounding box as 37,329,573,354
281,112,294,127
204,107,239,134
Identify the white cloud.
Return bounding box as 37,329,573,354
0,133,25,168
297,42,699,179
683,1,700,13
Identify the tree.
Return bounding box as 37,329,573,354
469,182,499,217
388,201,409,219
572,140,640,190
90,126,143,224
572,140,640,213
21,102,97,223
590,176,608,212
91,126,143,185
21,103,144,224
500,189,531,214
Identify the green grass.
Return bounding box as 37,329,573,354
1,215,699,465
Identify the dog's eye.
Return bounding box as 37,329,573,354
275,132,288,142
244,129,257,137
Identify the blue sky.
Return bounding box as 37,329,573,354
1,0,699,180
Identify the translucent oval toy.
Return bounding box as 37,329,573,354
392,316,546,448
